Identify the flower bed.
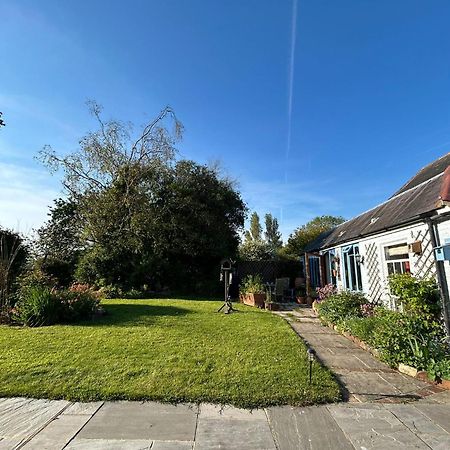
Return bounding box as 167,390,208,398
315,276,450,387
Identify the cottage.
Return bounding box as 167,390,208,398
303,153,450,333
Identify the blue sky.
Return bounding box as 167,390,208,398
1,0,450,239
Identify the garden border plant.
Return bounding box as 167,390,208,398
316,274,450,386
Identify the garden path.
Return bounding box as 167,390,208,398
275,307,444,403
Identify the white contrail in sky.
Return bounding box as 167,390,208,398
281,0,298,229
285,0,298,171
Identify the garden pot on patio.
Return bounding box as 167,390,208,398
265,301,280,311
243,293,266,308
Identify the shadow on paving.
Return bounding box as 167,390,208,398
78,303,193,327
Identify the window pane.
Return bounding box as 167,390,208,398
387,262,394,275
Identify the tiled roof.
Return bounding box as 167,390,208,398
305,155,450,252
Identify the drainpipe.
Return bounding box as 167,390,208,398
427,218,450,341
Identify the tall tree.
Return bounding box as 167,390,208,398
245,212,262,242
284,215,345,257
38,102,246,291
264,213,282,249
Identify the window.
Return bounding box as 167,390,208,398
385,243,410,275
309,256,321,288
342,244,362,291
324,249,337,286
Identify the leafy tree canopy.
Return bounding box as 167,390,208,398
38,102,246,292
284,215,345,257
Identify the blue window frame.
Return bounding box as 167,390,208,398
342,244,362,291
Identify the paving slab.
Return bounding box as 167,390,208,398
385,404,450,450
291,322,335,334
77,401,197,441
22,414,92,449
0,398,69,445
267,406,353,450
65,438,151,449
62,402,104,416
414,404,450,434
152,441,193,449
195,413,275,450
328,404,429,449
419,389,450,404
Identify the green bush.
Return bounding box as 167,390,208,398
341,316,380,343
427,358,450,381
59,284,100,321
368,308,445,367
388,274,441,320
317,291,367,325
13,286,61,327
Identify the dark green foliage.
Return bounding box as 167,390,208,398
36,199,82,286
38,103,246,294
0,228,29,313
317,291,367,325
284,215,345,257
76,160,246,293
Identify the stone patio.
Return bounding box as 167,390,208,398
1,395,450,449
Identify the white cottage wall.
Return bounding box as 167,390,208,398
323,221,438,308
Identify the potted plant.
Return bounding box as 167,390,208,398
264,300,280,311
296,287,307,304
239,275,266,308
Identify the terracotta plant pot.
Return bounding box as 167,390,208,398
243,293,266,308
296,296,306,304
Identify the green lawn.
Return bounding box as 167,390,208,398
0,299,341,408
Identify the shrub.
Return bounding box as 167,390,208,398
317,291,368,325
59,283,101,321
427,358,450,381
14,279,101,326
369,308,445,367
13,286,61,327
341,316,380,343
239,275,265,295
388,274,441,320
98,284,124,299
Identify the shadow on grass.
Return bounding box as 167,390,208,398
79,303,192,327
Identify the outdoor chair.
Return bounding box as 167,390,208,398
274,277,294,303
